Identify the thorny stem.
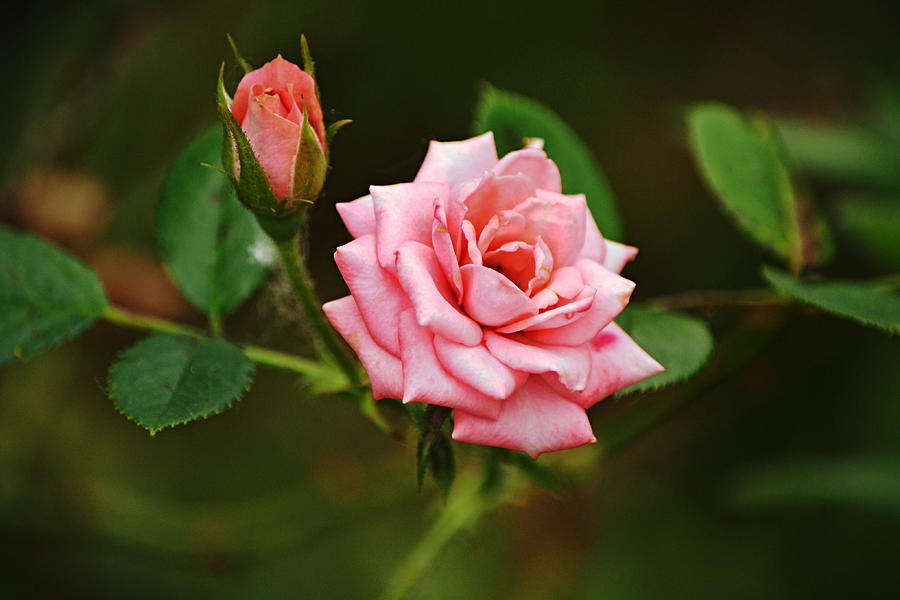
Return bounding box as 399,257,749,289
274,232,362,387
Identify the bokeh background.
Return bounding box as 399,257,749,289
2,1,900,597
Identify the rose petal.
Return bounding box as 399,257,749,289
543,323,664,408
335,194,375,238
477,210,527,254
491,148,562,193
496,288,595,334
398,309,501,419
544,266,584,300
511,190,586,267
372,182,449,272
432,197,465,300
433,336,526,400
460,220,483,266
415,132,499,187
333,234,409,355
526,261,634,346
242,94,301,199
452,377,595,458
459,264,537,327
580,206,607,262
483,330,591,392
395,241,483,346
323,296,403,400
462,173,535,233
602,240,639,274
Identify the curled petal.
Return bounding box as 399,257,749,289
433,336,526,400
462,174,535,233
335,194,375,239
511,190,586,267
334,234,409,355
460,264,537,327
460,220,483,266
432,197,465,300
372,182,449,272
399,310,501,419
491,148,562,193
395,241,483,346
415,132,499,187
602,240,639,274
483,330,591,392
544,266,584,300
452,377,595,458
496,288,595,334
323,296,403,400
543,323,664,408
242,95,301,199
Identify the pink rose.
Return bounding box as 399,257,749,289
323,134,663,457
229,55,325,200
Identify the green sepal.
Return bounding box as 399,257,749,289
326,119,352,149
226,34,252,75
300,34,315,80
254,211,306,243
216,99,296,218
291,101,328,202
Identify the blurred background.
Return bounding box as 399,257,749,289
2,0,900,597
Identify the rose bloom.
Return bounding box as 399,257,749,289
323,134,663,457
229,56,325,199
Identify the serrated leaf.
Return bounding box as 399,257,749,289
687,103,802,266
0,227,108,364
159,126,273,321
473,85,624,241
616,306,714,395
763,266,900,334
837,197,900,270
109,334,254,434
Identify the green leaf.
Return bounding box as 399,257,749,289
495,449,560,494
763,266,900,334
109,334,254,434
837,197,900,270
158,126,274,321
226,33,252,75
687,103,802,267
775,117,900,189
616,306,714,395
415,404,454,498
473,85,624,241
0,227,108,364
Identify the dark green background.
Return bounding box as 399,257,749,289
2,1,899,597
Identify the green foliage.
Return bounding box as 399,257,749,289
775,117,900,189
0,227,108,364
616,306,714,395
109,334,254,434
763,267,900,334
493,449,560,494
158,127,273,322
472,85,624,241
413,404,455,498
837,197,900,269
687,103,803,267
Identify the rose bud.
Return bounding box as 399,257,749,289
323,133,664,458
217,40,345,229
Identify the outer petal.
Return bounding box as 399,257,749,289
460,264,537,327
323,296,403,400
395,241,483,346
483,330,591,392
399,310,501,419
433,336,526,400
491,148,562,193
579,207,607,262
372,182,449,272
452,377,595,458
525,260,634,346
242,95,301,199
543,323,664,408
335,194,375,238
415,132,499,187
333,234,409,355
602,241,638,274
